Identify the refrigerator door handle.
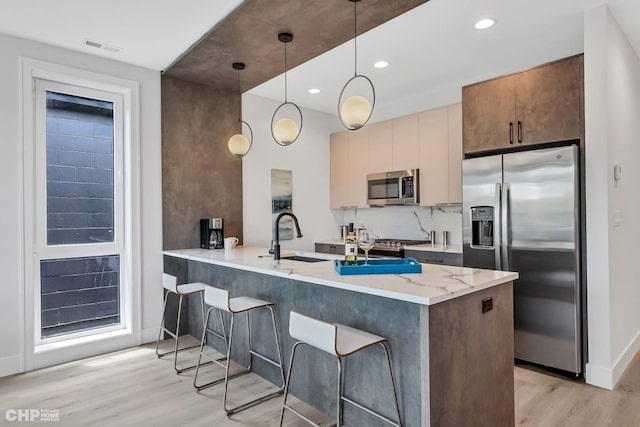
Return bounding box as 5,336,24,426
494,183,502,270
501,183,511,271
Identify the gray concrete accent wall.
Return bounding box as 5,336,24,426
161,76,243,250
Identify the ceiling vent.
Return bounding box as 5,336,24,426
84,39,121,53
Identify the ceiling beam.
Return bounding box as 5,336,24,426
163,0,429,91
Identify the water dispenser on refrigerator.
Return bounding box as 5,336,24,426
470,206,494,248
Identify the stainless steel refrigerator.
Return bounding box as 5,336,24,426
462,145,582,375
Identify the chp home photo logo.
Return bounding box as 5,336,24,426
5,409,59,422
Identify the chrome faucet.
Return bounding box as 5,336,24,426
272,212,303,262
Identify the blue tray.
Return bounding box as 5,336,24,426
334,257,422,275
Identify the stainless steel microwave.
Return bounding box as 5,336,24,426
367,169,419,206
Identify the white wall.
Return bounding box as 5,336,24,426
242,94,337,251
0,32,162,377
584,5,640,389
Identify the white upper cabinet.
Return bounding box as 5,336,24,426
329,127,369,209
330,131,349,209
419,106,449,206
368,120,393,174
447,103,463,204
418,103,463,206
348,127,369,208
392,113,420,171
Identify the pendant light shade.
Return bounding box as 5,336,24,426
273,116,299,144
271,33,303,146
338,0,375,130
227,121,253,157
227,62,253,158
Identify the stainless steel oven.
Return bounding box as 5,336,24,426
368,239,429,258
367,169,419,206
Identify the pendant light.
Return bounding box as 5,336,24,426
338,0,375,130
227,62,253,158
271,32,303,146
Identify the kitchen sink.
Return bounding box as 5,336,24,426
280,255,330,263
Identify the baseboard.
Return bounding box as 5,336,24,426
141,327,158,344
586,329,640,390
611,329,640,386
0,355,23,378
585,362,613,389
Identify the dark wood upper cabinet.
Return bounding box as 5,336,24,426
515,55,583,145
463,55,583,155
463,75,516,153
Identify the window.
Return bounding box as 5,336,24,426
22,59,140,370
40,255,120,339
28,73,132,352
46,92,115,245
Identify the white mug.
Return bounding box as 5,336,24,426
224,237,239,249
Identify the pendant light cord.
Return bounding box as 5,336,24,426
236,69,241,121
353,0,358,76
284,41,288,102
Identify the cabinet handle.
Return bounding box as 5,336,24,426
517,121,522,143
509,122,514,144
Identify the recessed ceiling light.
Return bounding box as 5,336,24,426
308,88,320,94
374,61,389,69
474,18,495,30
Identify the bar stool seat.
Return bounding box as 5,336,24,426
174,282,208,294
155,273,208,374
335,324,387,356
193,285,285,416
228,296,273,313
281,311,402,427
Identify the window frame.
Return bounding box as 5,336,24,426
21,58,141,370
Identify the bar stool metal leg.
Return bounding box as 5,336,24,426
155,290,206,374
336,357,343,427
222,306,285,415
381,342,402,426
280,342,321,427
172,294,184,372
154,291,170,357
193,306,229,389
340,344,402,427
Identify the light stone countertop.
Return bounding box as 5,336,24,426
163,246,517,306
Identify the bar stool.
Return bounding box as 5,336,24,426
155,273,208,374
193,285,285,416
280,311,402,427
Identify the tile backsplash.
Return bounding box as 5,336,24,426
332,205,463,245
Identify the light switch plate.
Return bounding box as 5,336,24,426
614,164,622,181
613,209,622,227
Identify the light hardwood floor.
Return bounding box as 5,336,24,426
1,338,638,426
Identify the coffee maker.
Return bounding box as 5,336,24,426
200,218,224,249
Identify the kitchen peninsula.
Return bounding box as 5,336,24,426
164,247,518,426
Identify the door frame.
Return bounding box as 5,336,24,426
21,58,142,371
